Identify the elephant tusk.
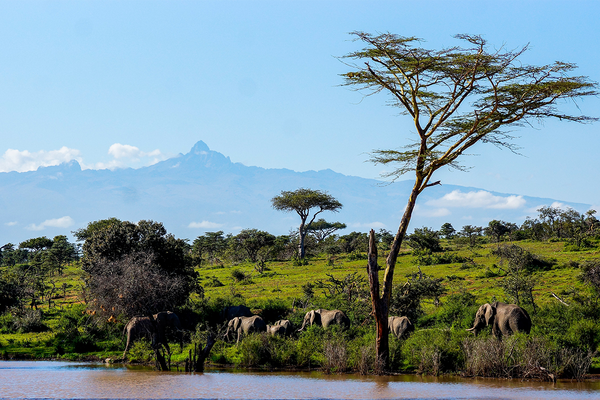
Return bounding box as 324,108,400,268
466,327,475,332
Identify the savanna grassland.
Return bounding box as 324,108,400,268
1,216,599,380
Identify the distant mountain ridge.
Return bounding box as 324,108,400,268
0,141,591,245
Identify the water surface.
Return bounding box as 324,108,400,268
0,361,599,399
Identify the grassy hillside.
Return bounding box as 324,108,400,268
1,238,599,377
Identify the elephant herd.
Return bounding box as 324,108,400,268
222,307,351,343
122,301,532,358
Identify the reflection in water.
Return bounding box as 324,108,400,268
0,361,599,399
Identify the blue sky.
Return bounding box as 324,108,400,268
1,1,599,209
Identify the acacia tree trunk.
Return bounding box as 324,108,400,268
298,222,306,259
368,183,420,370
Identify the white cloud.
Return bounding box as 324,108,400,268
0,144,169,173
27,216,74,231
188,221,224,229
0,147,82,172
5,221,18,226
89,143,167,170
427,190,526,210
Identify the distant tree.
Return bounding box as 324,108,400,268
491,244,541,311
230,229,276,263
192,231,229,265
271,188,342,259
485,220,515,246
375,229,395,253
45,235,78,275
343,31,596,366
19,237,53,258
460,225,483,247
339,231,369,253
439,223,456,239
406,227,442,253
306,219,347,243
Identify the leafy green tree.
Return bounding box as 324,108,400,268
19,237,53,254
75,218,196,318
343,31,597,366
192,231,229,265
305,219,347,243
47,235,78,275
230,229,276,263
439,223,456,240
271,188,342,259
485,220,515,247
339,231,369,253
459,225,483,247
406,227,442,253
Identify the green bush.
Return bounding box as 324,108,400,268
296,326,325,367
13,309,49,333
401,328,468,375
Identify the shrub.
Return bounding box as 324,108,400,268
462,334,596,380
126,339,154,363
402,328,468,375
204,276,224,288
13,309,49,333
296,326,324,367
323,338,348,373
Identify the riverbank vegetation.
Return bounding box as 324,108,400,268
1,205,599,380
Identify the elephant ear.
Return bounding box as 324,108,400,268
233,317,241,331
484,303,496,325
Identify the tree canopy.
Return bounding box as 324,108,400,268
272,188,342,258
344,31,597,368
75,218,197,318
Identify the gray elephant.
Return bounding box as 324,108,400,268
297,309,350,331
267,319,293,336
467,302,531,337
225,315,267,343
221,305,253,321
122,311,183,358
153,311,184,354
388,316,413,339
122,316,155,358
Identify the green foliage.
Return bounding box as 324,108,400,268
434,291,478,328
402,328,468,375
390,272,446,322
76,218,197,318
406,227,442,253
413,250,469,266
12,309,49,333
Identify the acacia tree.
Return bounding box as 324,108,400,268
306,219,347,243
271,188,342,259
342,32,597,369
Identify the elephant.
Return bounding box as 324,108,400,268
267,319,293,336
388,316,413,340
466,302,531,337
221,305,253,321
122,311,183,359
297,309,350,331
225,315,267,343
153,311,184,354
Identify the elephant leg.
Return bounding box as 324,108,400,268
122,331,132,359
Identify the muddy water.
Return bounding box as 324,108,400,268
0,361,599,399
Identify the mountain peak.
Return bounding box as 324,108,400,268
190,141,211,155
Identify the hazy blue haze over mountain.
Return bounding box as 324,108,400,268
0,141,590,245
